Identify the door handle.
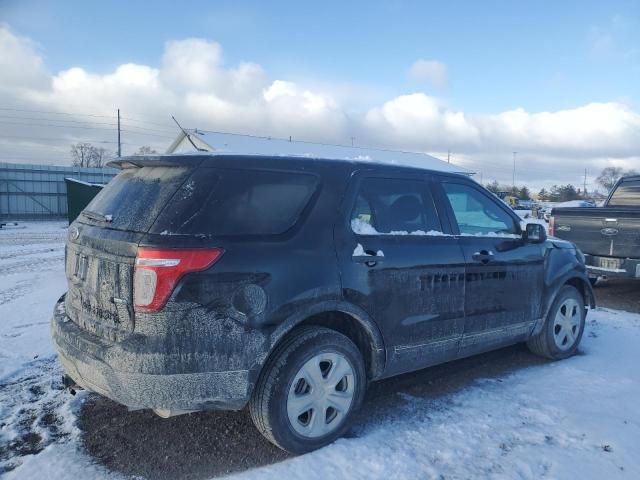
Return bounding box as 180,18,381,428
472,250,494,264
353,249,385,267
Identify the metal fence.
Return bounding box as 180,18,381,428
0,162,117,219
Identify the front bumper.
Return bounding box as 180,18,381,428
585,255,640,279
51,296,253,412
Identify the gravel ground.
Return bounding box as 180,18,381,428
78,279,640,480
80,342,548,479
593,278,640,313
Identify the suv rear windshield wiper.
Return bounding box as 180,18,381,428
82,210,113,222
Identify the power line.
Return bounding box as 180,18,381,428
119,122,177,135
119,129,175,139
0,120,175,142
0,114,118,127
120,115,176,129
0,120,119,131
0,107,177,133
0,106,117,119
0,134,120,144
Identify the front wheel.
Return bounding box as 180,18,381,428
527,285,586,360
249,326,366,454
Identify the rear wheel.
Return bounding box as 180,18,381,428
249,326,366,454
527,285,586,360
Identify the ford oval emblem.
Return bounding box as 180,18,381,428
69,225,80,241
601,227,618,236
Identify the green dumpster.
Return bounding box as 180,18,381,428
65,177,105,224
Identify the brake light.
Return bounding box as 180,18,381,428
133,248,223,312
549,216,555,237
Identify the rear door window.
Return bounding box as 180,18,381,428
350,177,441,235
608,179,640,206
152,168,319,236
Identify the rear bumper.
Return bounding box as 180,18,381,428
585,255,640,279
51,296,252,412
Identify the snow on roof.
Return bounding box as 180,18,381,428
167,130,470,174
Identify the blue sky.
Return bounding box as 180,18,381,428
3,0,638,112
0,1,639,189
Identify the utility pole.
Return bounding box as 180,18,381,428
583,168,588,197
117,108,121,157
447,149,451,163
512,152,517,189
351,137,355,147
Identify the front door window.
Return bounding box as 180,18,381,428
442,183,517,236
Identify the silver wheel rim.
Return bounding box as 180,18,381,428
553,298,581,350
286,352,355,438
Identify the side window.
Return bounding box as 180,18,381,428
442,182,517,235
153,168,318,235
608,180,640,206
350,177,440,235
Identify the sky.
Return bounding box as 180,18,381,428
0,0,639,191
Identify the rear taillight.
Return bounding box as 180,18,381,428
549,216,555,237
133,247,224,312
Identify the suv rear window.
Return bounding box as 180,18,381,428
151,168,319,236
80,166,192,232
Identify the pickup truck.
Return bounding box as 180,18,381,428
551,175,640,283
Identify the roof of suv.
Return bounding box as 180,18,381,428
108,153,471,179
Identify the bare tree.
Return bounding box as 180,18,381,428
136,146,158,155
70,143,94,167
70,143,113,167
596,167,637,192
91,147,111,168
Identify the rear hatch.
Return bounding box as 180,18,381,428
553,208,640,258
65,161,197,341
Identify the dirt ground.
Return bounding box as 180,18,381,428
79,279,639,480
593,278,640,314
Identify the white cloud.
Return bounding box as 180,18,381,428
0,24,639,191
0,23,48,90
408,59,448,88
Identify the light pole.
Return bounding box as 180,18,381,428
512,151,517,189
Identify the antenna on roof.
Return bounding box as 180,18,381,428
171,116,207,152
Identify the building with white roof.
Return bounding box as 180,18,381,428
166,130,470,174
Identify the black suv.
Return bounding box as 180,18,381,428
52,154,595,453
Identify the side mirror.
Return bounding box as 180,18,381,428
525,223,547,243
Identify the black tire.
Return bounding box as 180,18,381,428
249,326,366,454
527,285,586,360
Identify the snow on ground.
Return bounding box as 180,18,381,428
1,221,639,479
0,222,67,379
229,308,640,480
